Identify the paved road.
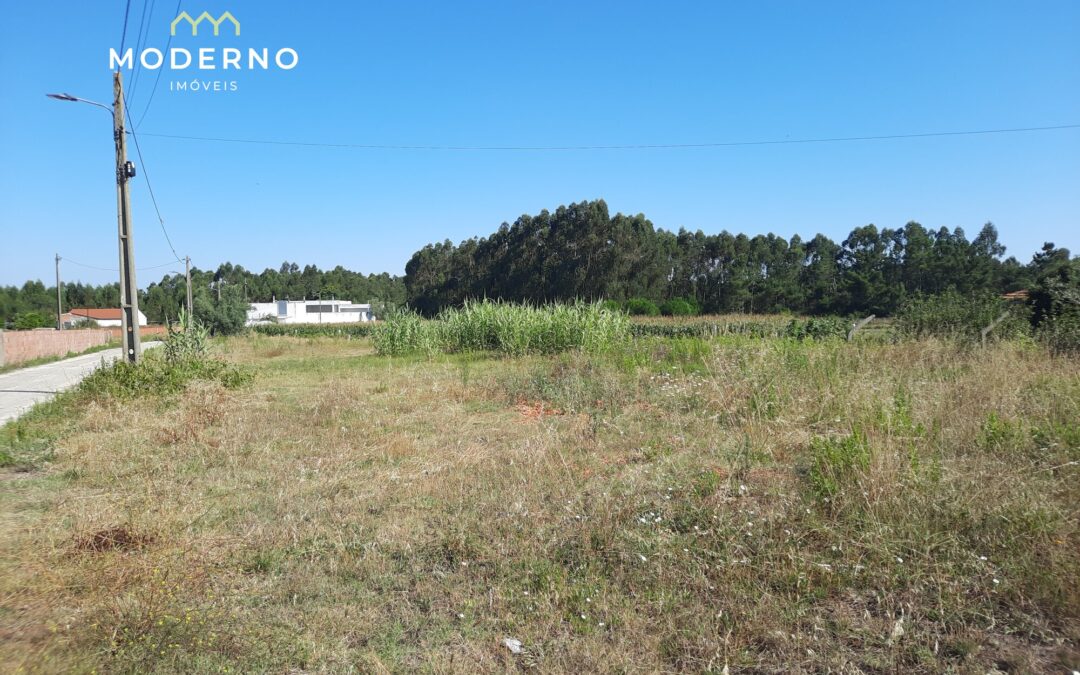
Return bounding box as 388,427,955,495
0,343,160,425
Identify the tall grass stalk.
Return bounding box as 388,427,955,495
373,301,630,356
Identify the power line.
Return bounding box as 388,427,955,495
60,258,115,272
133,123,1080,152
123,91,183,264
127,0,153,103
60,257,179,272
118,0,132,54
136,0,181,128
128,0,158,105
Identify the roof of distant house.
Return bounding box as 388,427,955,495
1002,290,1030,301
68,308,123,320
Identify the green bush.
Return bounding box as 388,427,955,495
1037,312,1080,354
13,311,51,330
373,301,631,357
660,297,700,317
78,351,250,400
784,316,847,341
625,298,660,316
194,286,248,336
894,289,1029,341
1030,258,1080,353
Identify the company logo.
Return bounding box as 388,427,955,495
108,10,297,94
170,11,240,37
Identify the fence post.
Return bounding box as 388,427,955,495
847,314,875,342
980,311,1010,348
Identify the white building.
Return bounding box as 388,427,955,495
246,299,374,326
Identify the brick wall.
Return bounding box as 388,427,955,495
105,325,168,340
0,329,114,367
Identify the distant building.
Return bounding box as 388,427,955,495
61,308,148,329
246,299,374,326
1002,290,1030,302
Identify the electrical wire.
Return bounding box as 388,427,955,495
61,257,179,273
128,0,156,105
134,123,1080,152
135,0,181,128
119,0,132,54
59,258,116,272
123,92,183,264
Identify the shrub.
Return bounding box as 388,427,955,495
784,316,847,341
193,286,248,336
625,298,660,316
1030,258,1080,353
660,297,700,317
1038,312,1080,354
78,351,250,400
13,311,51,330
894,289,1029,341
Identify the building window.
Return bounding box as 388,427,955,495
305,305,336,313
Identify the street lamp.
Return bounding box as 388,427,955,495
46,92,113,114
46,72,143,363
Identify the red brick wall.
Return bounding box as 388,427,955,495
105,325,168,340
0,329,114,367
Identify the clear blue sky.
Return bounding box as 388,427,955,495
1,1,1078,287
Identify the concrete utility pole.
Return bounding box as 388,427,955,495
113,71,141,363
55,254,63,330
45,77,140,360
185,256,193,316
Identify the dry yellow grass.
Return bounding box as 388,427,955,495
1,333,1077,673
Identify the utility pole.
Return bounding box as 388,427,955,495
113,71,141,363
185,256,193,316
55,254,63,330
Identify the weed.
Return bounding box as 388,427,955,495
806,431,871,501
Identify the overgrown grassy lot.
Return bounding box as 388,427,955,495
1,330,1078,673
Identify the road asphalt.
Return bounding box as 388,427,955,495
0,343,160,425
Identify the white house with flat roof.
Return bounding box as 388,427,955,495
246,299,374,326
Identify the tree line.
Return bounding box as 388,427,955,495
1,262,406,330
4,199,1074,329
404,199,1063,316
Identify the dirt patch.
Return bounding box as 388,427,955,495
74,525,154,553
516,400,564,420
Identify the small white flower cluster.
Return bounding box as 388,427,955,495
637,510,664,525
648,371,708,400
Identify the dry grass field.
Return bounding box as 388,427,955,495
1,332,1078,673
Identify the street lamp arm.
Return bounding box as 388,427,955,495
46,93,113,114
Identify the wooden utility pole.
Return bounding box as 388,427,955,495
113,71,141,363
55,254,63,330
185,256,193,316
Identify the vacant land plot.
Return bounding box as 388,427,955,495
1,332,1078,673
